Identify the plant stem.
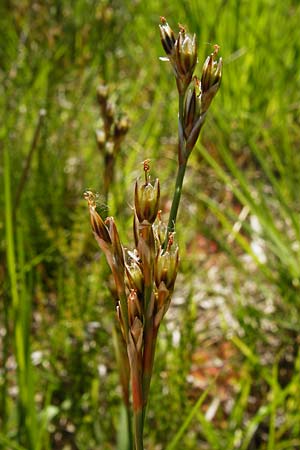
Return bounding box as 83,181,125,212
4,144,27,446
121,296,130,341
112,327,132,449
133,410,144,450
15,109,45,214
125,404,133,450
178,92,184,125
139,221,156,427
164,162,187,245
163,91,188,249
142,320,158,424
131,365,144,450
1,290,9,433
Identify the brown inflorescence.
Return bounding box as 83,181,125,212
159,17,197,95
85,162,179,420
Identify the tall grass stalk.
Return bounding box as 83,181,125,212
14,109,46,214
4,145,37,449
86,17,222,449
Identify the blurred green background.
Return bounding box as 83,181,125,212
1,0,300,449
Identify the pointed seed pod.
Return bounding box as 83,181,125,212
175,28,197,79
114,116,130,139
130,317,143,354
154,282,170,328
106,101,115,119
156,281,170,310
200,45,222,113
155,235,179,290
126,261,144,295
127,289,142,326
135,178,160,224
159,18,198,95
137,221,156,286
97,84,109,105
84,191,112,246
183,85,197,138
96,129,106,150
154,210,167,246
105,217,125,270
159,16,176,55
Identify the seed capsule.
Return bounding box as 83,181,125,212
126,260,144,295
97,84,109,105
200,46,222,113
154,210,167,246
183,85,197,138
127,289,142,327
105,217,125,270
159,17,176,55
175,28,197,80
155,235,179,290
159,18,198,95
135,162,160,224
84,191,112,246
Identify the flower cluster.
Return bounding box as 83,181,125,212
160,17,222,159
85,161,179,426
86,18,223,449
96,83,130,199
159,17,197,95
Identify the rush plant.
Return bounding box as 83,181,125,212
85,18,222,449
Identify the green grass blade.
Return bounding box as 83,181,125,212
196,407,222,450
240,404,270,450
0,435,27,450
166,380,215,450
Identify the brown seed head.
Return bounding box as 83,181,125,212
127,289,142,327
155,234,179,290
159,17,176,55
159,18,198,95
105,217,125,270
114,116,130,139
183,84,197,138
154,210,167,246
126,260,144,295
130,317,143,354
84,191,112,245
200,45,222,113
97,84,109,107
135,164,160,224
175,30,197,79
106,101,115,119
96,129,106,150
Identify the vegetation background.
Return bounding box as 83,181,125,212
1,0,300,449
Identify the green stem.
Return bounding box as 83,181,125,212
164,162,187,247
125,404,133,450
1,290,9,433
4,144,27,446
15,110,45,214
163,91,188,249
